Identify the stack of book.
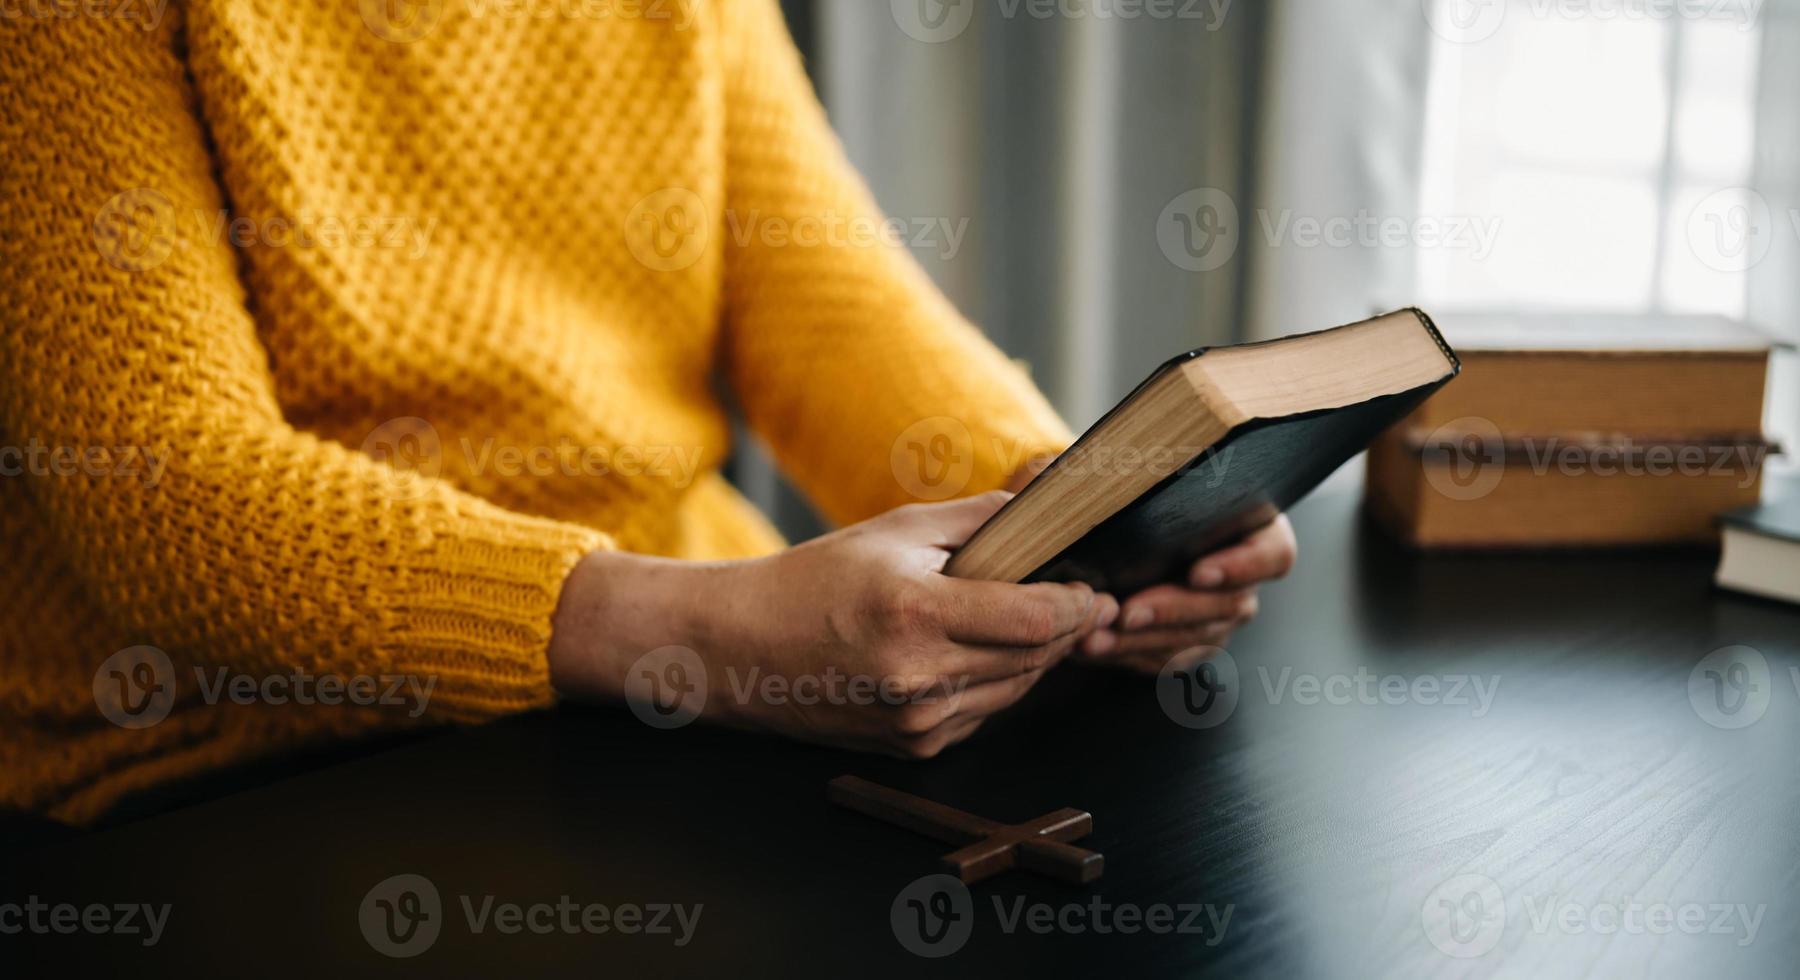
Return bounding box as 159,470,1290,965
1365,313,1781,548
1717,495,1800,604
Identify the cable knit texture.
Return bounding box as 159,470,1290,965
0,0,1069,824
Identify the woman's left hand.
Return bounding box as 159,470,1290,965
1001,459,1298,674
1075,514,1296,673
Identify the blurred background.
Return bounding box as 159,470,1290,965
738,0,1800,539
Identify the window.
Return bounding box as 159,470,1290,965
1417,2,1764,318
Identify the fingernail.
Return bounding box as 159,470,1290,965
1086,631,1117,655
1122,606,1153,631
1194,565,1225,588
1095,594,1120,629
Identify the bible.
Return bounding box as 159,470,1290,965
945,309,1459,594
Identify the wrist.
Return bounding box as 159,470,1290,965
547,548,729,702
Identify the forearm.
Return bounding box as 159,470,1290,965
717,0,1070,524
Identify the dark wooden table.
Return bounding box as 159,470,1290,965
7,487,1799,978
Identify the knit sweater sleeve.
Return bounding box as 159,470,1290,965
716,0,1074,526
0,18,607,721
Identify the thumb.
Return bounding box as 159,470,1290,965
893,489,1014,548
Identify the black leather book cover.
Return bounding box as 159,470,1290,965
1720,496,1800,544
1024,368,1456,596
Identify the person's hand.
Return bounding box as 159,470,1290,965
549,491,1119,758
1004,454,1295,674
1076,514,1295,673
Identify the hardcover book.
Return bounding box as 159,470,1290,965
1364,312,1780,548
945,308,1459,594
1716,496,1800,606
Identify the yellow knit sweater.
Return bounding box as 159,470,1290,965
0,0,1068,824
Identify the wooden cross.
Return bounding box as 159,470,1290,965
828,775,1104,885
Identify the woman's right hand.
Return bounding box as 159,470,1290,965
549,491,1118,758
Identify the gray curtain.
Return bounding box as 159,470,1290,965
1751,0,1800,469
818,2,1268,426
737,1,1270,539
